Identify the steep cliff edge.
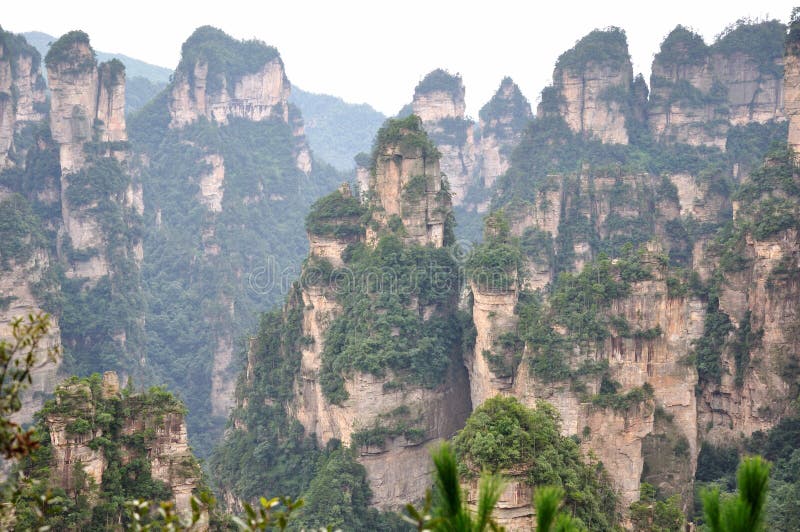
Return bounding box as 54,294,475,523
128,26,341,455
699,145,800,444
43,30,145,379
168,26,310,173
541,28,634,145
649,21,786,149
295,116,469,508
411,69,477,206
478,77,532,190
787,17,800,154
0,27,47,169
11,372,203,528
0,29,59,424
213,116,471,511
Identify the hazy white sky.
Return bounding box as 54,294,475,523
4,0,796,116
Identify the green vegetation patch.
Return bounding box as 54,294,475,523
414,68,463,99
712,19,786,77
178,26,280,94
370,114,439,171
44,30,95,70
14,374,199,530
319,236,464,403
305,188,366,238
556,27,630,72
0,194,48,270
654,25,709,69
454,396,619,529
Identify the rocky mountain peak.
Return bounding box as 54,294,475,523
168,25,290,128
411,68,466,122
0,28,47,168
478,77,532,188
545,27,633,144
649,20,786,148
367,115,450,247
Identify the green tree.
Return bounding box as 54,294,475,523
403,442,505,532
701,456,771,532
0,312,59,459
629,483,684,531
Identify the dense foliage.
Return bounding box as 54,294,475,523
453,396,619,529
712,19,786,77
413,68,464,99
370,114,439,170
319,236,464,403
479,77,532,138
556,27,630,72
129,89,340,454
11,374,202,530
177,26,281,94
209,291,403,530
695,415,800,530
0,194,47,270
44,30,94,69
305,188,366,238
493,236,666,417
654,26,709,69
629,483,685,532
465,212,522,291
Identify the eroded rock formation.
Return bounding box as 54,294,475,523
411,69,477,206
43,372,202,517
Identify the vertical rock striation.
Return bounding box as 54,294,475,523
0,27,47,168
411,69,477,205
478,77,532,190
649,22,787,149
541,28,633,145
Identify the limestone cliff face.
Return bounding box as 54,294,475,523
290,170,469,507
277,122,471,509
0,29,47,168
786,28,800,154
46,35,100,174
46,33,135,281
478,78,532,189
703,229,800,442
411,70,477,206
0,249,61,425
541,29,633,145
168,26,311,175
649,23,786,149
44,373,202,516
168,54,289,128
368,136,449,247
467,245,702,510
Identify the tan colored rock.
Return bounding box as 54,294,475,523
197,154,225,212
786,38,800,154
369,139,448,247
465,282,518,407
169,58,290,128
47,381,106,488
412,71,477,206
478,78,532,189
554,62,631,144
47,40,98,173
0,250,61,425
96,61,127,143
0,31,47,168
650,24,787,149
703,229,800,442
465,476,533,531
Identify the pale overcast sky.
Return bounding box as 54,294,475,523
4,0,796,116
